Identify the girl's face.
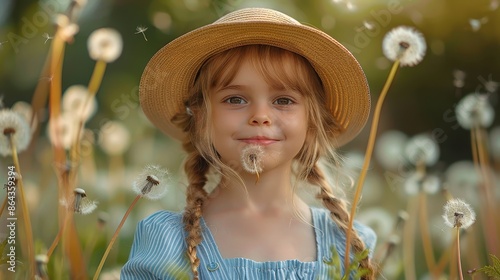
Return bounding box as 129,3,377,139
210,58,308,173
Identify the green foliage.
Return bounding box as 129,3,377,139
476,254,500,279
322,245,370,280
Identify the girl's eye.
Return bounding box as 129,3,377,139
274,98,294,105
224,96,246,104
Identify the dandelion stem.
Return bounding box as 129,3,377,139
475,126,499,254
403,196,418,280
0,195,7,218
70,60,107,168
471,125,499,255
93,195,141,280
344,59,400,271
8,135,35,278
456,227,464,280
419,192,436,273
46,208,70,258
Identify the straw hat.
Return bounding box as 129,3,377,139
140,7,370,146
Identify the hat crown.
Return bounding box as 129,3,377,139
214,8,300,25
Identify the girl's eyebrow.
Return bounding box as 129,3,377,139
218,84,247,91
220,84,292,92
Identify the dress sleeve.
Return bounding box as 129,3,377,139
120,211,191,280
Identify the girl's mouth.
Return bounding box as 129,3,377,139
239,136,278,145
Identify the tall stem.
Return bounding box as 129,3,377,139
403,196,418,280
93,195,141,280
419,193,436,273
456,227,464,280
8,136,35,278
474,126,499,254
344,59,400,270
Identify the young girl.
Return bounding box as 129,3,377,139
122,7,376,280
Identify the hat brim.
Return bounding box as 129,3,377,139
140,21,370,147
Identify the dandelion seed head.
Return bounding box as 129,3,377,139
74,188,87,196
442,198,476,229
375,130,408,170
455,93,494,129
422,174,441,194
62,85,97,121
241,145,264,174
35,254,48,264
55,14,79,43
132,165,169,200
12,101,37,131
77,199,98,215
98,121,130,155
73,188,98,215
490,0,499,10
453,69,466,88
47,112,82,150
404,134,440,166
382,26,426,67
88,28,123,63
0,109,31,157
469,19,482,32
398,210,409,222
404,172,441,195
403,172,421,195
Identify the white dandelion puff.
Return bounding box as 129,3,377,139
68,188,98,215
62,85,97,121
0,109,31,157
132,165,169,200
241,145,264,175
404,134,440,166
98,121,130,155
55,14,79,43
47,112,82,150
87,28,123,63
135,26,148,41
35,254,49,279
490,0,499,10
455,93,494,129
442,198,476,229
375,130,408,170
382,26,427,67
12,101,37,132
404,172,441,195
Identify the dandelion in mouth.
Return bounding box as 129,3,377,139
241,145,264,182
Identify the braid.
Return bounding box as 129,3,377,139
182,148,209,280
308,164,374,279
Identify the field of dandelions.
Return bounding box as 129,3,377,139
1,0,499,279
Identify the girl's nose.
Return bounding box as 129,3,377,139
249,104,272,126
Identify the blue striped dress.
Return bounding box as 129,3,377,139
120,207,376,279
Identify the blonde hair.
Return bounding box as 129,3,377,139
171,44,374,279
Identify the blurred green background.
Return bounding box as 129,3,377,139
0,0,499,279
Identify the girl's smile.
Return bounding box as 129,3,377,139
238,136,279,146
210,58,308,173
